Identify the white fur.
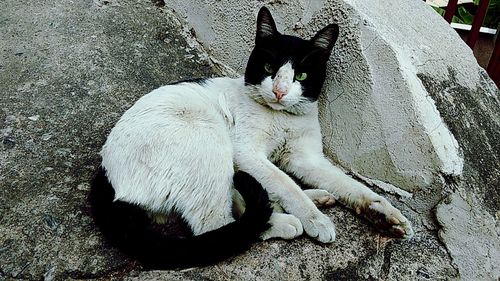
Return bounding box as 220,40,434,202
260,213,303,240
101,65,413,241
101,82,235,235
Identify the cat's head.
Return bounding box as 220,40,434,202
245,7,339,115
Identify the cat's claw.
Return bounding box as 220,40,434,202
304,189,336,208
261,213,303,240
302,212,336,243
357,197,414,239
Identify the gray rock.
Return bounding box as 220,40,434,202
0,0,212,279
0,0,498,280
164,0,499,279
436,193,500,281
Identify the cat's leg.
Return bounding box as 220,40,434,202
237,154,336,243
232,188,246,218
282,149,413,239
303,189,336,208
233,187,303,240
260,212,303,240
179,186,235,235
261,195,304,240
261,190,333,239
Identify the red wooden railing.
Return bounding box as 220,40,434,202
443,0,499,87
466,0,490,48
487,28,500,85
444,0,459,23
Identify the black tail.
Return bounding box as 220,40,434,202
88,167,272,269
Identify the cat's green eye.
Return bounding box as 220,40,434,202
295,72,308,81
264,63,274,74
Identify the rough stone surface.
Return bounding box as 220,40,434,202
1,0,498,280
166,0,469,195
165,0,500,280
436,193,500,281
0,0,212,279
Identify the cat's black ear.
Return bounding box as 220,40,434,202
256,7,278,43
310,24,339,55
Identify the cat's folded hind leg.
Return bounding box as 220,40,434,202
233,187,303,241
303,189,336,208
260,212,303,241
257,190,334,240
181,197,235,235
258,190,333,241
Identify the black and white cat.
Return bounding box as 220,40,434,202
90,7,413,269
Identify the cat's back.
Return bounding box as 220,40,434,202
128,80,215,115
100,77,239,209
110,77,240,130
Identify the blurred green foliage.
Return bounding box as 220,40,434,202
432,0,499,28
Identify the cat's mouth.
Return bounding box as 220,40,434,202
247,87,289,111
266,101,286,110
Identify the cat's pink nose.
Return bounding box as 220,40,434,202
273,89,286,101
272,82,288,100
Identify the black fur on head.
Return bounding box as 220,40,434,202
245,7,339,101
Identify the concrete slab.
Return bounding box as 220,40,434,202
1,0,498,280
0,0,212,279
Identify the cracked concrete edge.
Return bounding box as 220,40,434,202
144,3,238,78
351,171,413,199
435,192,500,280
161,5,238,77
352,2,464,191
417,64,499,279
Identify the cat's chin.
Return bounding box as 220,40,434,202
248,91,310,115
266,102,286,111
266,100,314,115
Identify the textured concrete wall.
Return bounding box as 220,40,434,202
166,0,466,195
161,3,494,185
1,0,498,280
165,0,499,279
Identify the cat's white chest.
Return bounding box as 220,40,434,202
226,91,317,160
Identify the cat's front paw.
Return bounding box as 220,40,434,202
302,212,336,243
357,196,414,239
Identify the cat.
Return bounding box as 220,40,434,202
89,6,413,270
